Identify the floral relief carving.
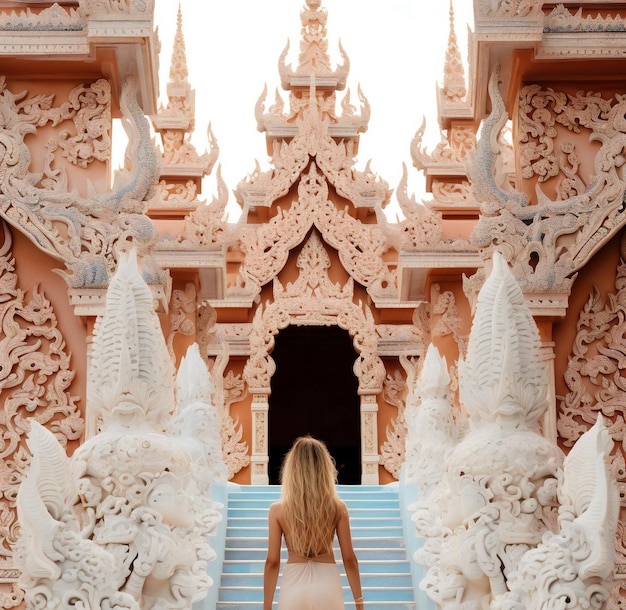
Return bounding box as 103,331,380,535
196,301,250,480
411,119,477,172
221,369,250,479
0,75,160,289
166,282,196,360
243,230,385,395
518,85,603,198
56,80,111,168
0,4,82,31
558,255,626,575
472,69,626,294
79,0,154,17
475,0,543,18
147,179,198,209
432,283,467,357
234,163,395,300
431,180,475,205
0,223,83,606
207,342,250,480
379,371,408,479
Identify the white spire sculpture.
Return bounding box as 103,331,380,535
414,252,618,610
16,251,220,610
404,343,457,493
169,342,228,495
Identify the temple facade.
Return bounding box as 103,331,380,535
1,0,626,607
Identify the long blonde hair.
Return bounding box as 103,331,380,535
280,436,342,558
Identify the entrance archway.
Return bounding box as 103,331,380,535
269,325,360,484
243,230,386,484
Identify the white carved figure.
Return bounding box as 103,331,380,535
498,415,619,610
415,252,564,609
15,251,216,610
414,252,618,610
170,342,228,493
404,343,457,491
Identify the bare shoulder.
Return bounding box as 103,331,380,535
336,499,349,521
269,501,283,518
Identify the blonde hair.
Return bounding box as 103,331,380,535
280,436,342,558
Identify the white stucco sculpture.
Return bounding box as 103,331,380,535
404,343,458,492
498,414,618,610
15,251,221,610
414,252,618,610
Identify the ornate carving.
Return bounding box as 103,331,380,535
0,4,82,31
147,179,199,210
411,119,476,171
441,1,467,104
15,251,217,610
278,0,348,88
432,283,467,357
210,347,250,480
0,75,160,289
0,223,82,603
415,253,565,608
235,163,395,300
379,371,408,479
559,254,626,572
475,0,543,18
177,169,230,247
545,5,626,33
395,165,444,251
79,0,154,17
166,283,196,360
243,230,385,395
472,70,626,295
500,416,619,610
431,180,476,205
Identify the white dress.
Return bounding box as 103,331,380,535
278,560,344,609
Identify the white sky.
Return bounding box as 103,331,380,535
152,0,475,220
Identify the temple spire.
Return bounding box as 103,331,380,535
279,0,349,90
441,0,467,104
149,3,219,211
169,4,189,86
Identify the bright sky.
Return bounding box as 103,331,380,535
152,1,475,219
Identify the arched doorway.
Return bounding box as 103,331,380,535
269,325,360,484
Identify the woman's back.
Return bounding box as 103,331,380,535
263,437,363,610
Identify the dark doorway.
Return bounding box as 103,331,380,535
269,325,360,484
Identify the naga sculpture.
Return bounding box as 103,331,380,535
15,251,223,610
414,252,618,610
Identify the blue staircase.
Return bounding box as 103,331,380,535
217,485,416,609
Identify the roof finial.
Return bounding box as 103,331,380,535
169,3,189,86
442,0,467,104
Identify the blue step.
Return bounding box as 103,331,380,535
216,485,415,609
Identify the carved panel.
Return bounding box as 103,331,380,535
558,255,626,575
0,223,83,606
0,76,160,289
166,282,196,359
473,72,626,294
207,339,250,480
379,371,408,479
243,230,385,395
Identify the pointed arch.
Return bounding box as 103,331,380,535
243,230,385,483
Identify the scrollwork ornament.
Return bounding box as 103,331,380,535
0,222,82,603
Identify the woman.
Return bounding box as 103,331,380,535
263,436,364,609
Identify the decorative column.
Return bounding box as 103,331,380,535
360,394,380,484
539,340,557,444
251,393,270,484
